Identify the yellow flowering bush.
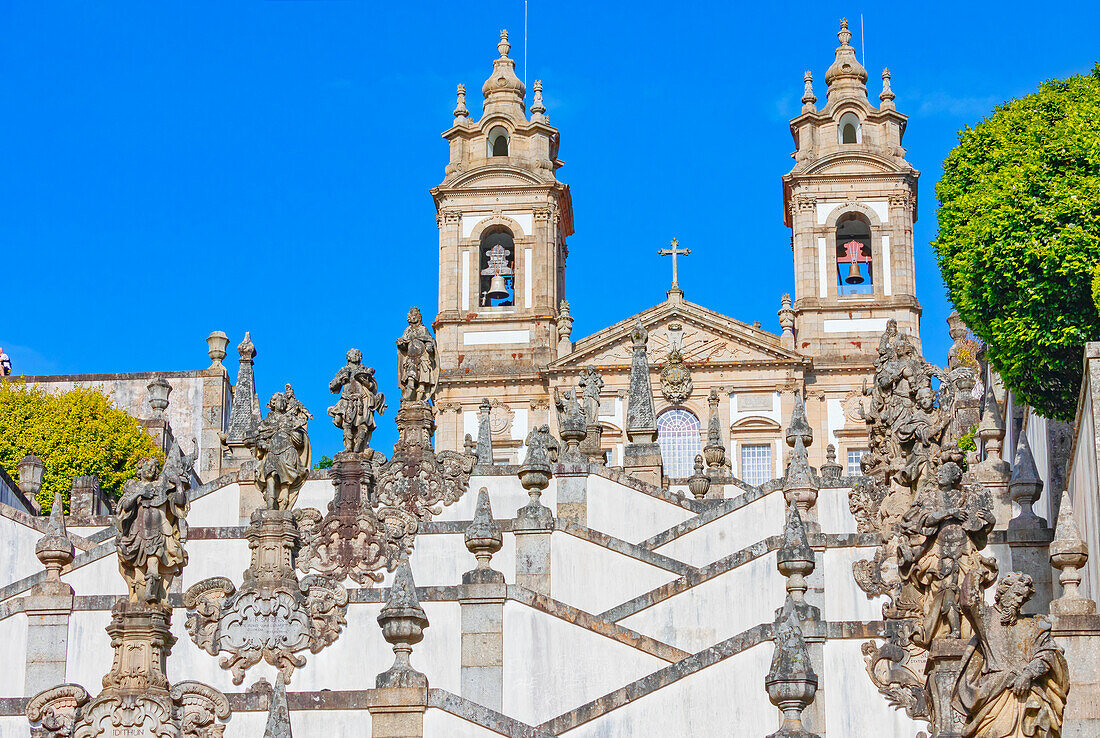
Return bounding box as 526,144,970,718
0,380,164,512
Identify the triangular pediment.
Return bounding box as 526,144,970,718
549,296,807,372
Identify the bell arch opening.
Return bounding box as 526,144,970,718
488,126,510,157
835,212,873,295
479,226,515,307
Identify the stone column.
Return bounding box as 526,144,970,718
926,638,969,738
224,333,263,515
623,320,663,486
367,688,428,738
69,475,107,519
972,376,1011,526
555,467,588,527
25,494,75,695
461,490,505,709
1007,431,1054,613
476,399,494,465
200,330,231,482
370,558,429,738
514,491,553,597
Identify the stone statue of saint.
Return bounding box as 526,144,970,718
954,572,1069,737
522,424,560,469
328,349,387,453
248,390,311,510
116,449,193,604
898,457,996,646
396,307,438,403
578,366,604,427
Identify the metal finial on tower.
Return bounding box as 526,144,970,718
801,71,817,113
879,68,895,109
453,83,469,120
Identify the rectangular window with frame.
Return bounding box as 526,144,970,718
740,443,772,486
847,448,867,476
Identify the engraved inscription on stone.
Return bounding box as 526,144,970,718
739,394,772,412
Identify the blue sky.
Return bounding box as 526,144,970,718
2,2,1098,457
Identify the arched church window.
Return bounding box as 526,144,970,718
488,126,509,157
479,226,515,307
838,112,861,144
656,408,702,479
836,213,873,295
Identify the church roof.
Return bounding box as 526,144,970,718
548,291,807,374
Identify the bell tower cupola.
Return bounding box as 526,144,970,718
431,29,574,452
782,19,921,365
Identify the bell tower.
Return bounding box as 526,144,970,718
782,20,921,363
431,30,574,453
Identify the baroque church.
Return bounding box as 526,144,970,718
1,20,1098,738
431,21,920,488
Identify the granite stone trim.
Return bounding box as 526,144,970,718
0,539,115,604
599,533,882,623
506,585,689,663
428,689,550,737
600,536,782,622
587,465,706,513
556,521,695,577
537,622,775,734
0,500,97,551
638,485,775,551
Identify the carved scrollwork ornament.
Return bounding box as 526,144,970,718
183,510,348,685
660,347,693,405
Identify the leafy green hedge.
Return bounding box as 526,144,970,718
0,380,164,512
934,65,1100,421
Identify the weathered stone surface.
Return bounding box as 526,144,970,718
116,447,193,605
625,320,657,442
246,389,312,511
264,674,293,738
184,508,348,685
376,558,429,689
396,307,437,403
327,348,386,454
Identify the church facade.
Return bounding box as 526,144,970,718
432,21,920,489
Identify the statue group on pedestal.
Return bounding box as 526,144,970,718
851,323,1069,737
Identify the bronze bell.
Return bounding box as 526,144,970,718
845,259,865,285
487,274,510,300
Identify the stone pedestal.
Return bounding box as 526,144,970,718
183,507,349,685
459,583,505,711
623,442,663,488
555,469,589,526
1007,528,1055,615
580,424,604,465
28,598,231,736
237,464,265,524
926,638,968,738
367,687,427,738
23,593,74,696
514,509,552,596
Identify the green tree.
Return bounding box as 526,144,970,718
0,380,164,512
313,455,334,470
934,65,1100,421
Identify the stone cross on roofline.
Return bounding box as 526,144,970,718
657,237,691,290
